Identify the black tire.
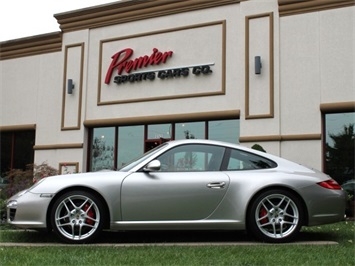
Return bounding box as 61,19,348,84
50,190,105,244
247,189,303,243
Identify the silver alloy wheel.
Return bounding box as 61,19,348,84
255,193,299,239
54,194,101,241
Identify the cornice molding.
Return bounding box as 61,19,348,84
33,143,83,150
84,110,240,127
0,32,62,60
54,0,245,33
1,0,353,59
320,101,355,113
0,124,36,132
279,0,355,16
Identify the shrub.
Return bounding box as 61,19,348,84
32,162,58,184
3,166,33,199
3,163,59,198
0,163,58,222
251,144,266,153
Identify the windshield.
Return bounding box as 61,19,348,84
118,143,168,172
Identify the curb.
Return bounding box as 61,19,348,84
0,241,339,247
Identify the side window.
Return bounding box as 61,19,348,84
156,144,225,172
226,149,277,170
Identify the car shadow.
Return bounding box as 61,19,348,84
1,228,340,245
95,229,339,244
96,230,251,244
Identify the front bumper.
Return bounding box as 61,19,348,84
7,191,54,229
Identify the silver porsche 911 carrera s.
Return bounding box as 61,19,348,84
7,139,346,244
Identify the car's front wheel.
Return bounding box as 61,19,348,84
248,189,303,243
50,190,104,244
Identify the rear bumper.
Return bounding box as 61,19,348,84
304,188,346,226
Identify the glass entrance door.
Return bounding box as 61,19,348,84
145,124,172,152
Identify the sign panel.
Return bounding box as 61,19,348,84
98,21,226,105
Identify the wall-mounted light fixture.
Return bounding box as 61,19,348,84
67,79,75,94
255,56,262,75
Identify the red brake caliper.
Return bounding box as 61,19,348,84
260,207,268,224
84,204,95,225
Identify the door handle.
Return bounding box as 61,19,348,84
207,182,226,189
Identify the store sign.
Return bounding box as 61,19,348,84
98,21,224,105
105,47,213,85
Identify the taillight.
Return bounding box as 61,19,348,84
317,179,341,190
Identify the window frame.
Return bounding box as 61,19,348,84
321,110,355,184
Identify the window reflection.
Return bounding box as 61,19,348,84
91,127,115,171
209,120,239,143
156,144,225,171
227,149,277,170
325,112,355,184
147,124,172,139
175,122,205,140
117,126,144,168
89,119,240,171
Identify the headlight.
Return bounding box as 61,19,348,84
7,200,17,208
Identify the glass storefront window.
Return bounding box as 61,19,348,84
117,126,144,168
91,127,115,171
208,119,239,144
147,124,172,139
324,112,355,184
175,122,205,140
89,119,240,171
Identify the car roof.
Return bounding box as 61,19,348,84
166,139,259,154
167,139,240,148
164,139,308,172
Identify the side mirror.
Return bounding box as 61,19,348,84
143,160,161,172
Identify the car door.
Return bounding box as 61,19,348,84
121,144,230,221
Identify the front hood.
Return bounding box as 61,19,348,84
28,171,129,194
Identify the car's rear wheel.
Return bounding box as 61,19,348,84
51,190,104,244
248,189,303,243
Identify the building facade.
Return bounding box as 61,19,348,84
1,0,354,183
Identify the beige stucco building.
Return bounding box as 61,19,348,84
1,0,354,180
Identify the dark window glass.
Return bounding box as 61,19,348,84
324,112,355,184
225,148,277,170
0,130,35,175
13,131,35,170
156,144,225,172
0,132,12,174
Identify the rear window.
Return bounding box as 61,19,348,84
225,148,277,170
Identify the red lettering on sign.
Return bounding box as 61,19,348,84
105,48,173,84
